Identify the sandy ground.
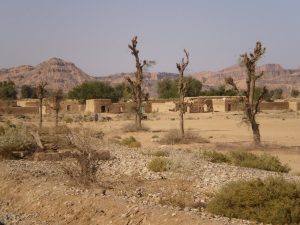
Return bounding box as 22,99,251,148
1,110,300,225
86,110,300,173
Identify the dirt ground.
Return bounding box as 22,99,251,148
94,110,300,173
1,110,300,225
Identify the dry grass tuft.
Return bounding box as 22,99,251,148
147,157,171,172
159,180,198,209
143,150,169,157
159,129,209,145
122,123,150,132
115,136,142,148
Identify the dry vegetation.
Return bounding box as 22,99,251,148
147,157,171,172
122,123,150,132
62,128,111,186
0,125,37,159
159,129,209,145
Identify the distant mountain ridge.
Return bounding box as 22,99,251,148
192,64,300,96
0,58,299,97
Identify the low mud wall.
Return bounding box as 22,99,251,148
0,106,38,115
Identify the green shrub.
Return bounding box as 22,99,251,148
208,177,300,224
160,129,209,145
0,126,37,159
202,150,230,163
148,158,170,172
201,150,290,173
229,151,290,173
120,136,141,148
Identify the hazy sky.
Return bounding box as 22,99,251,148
0,0,299,76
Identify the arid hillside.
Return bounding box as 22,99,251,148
1,58,299,96
0,58,177,95
0,58,93,92
193,64,300,95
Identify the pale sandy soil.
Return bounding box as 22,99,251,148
89,110,300,172
1,110,300,225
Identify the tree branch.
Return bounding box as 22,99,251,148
225,77,239,92
255,71,264,80
254,86,267,115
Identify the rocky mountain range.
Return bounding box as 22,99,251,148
192,64,300,96
0,58,299,97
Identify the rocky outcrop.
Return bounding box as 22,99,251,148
0,58,94,92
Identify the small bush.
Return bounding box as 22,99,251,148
208,177,300,224
201,150,290,173
40,125,72,151
90,131,105,139
160,192,194,209
120,136,141,148
202,150,230,163
65,117,73,123
160,129,209,145
148,158,170,172
0,125,37,159
63,128,111,186
159,180,196,209
229,151,290,173
122,123,150,132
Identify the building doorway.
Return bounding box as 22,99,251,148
227,104,231,112
101,105,106,113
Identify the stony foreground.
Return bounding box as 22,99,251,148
1,143,299,225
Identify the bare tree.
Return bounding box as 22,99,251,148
51,89,64,127
226,42,266,145
126,36,147,129
36,81,48,129
176,49,189,138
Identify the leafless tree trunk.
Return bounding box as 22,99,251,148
52,89,64,127
37,81,47,129
176,49,189,138
126,36,147,129
226,42,266,146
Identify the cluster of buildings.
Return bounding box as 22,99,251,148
0,96,299,116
